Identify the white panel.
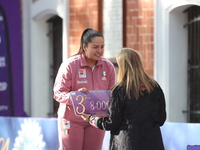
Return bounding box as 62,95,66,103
22,0,69,117
22,0,31,116
103,0,123,60
168,7,188,122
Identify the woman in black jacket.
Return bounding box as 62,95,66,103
82,48,166,150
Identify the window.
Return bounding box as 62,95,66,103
184,6,200,122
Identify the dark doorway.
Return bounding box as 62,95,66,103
184,6,200,122
47,16,62,117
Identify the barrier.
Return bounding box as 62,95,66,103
187,145,200,150
0,117,200,150
0,117,59,150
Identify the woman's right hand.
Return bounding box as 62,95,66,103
81,113,91,122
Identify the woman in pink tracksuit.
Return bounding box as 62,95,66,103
53,28,116,150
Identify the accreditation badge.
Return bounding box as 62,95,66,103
78,69,86,78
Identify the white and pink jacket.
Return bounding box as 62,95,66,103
53,54,116,117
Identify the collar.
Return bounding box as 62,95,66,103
80,53,103,67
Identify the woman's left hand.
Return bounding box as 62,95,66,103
81,113,91,122
78,87,89,94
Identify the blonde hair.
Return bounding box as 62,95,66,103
113,48,158,99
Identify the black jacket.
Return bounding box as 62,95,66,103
97,85,166,150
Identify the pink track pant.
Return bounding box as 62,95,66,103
57,107,105,150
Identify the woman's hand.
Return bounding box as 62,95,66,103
81,113,91,122
78,87,89,94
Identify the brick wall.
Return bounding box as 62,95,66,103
69,0,102,55
125,0,154,76
69,0,154,76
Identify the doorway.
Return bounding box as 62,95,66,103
47,16,63,117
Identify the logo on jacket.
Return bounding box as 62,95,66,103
101,71,107,80
77,79,88,84
79,69,86,78
102,71,106,76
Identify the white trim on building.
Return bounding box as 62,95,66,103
154,0,200,122
22,0,69,117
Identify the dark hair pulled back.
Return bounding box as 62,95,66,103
75,28,104,55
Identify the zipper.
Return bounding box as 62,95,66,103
91,66,96,90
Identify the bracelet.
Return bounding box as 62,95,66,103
88,115,96,123
88,115,100,127
88,115,93,122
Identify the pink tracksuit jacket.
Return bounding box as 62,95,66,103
53,53,116,150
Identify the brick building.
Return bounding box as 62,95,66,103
20,0,200,123
69,0,154,76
